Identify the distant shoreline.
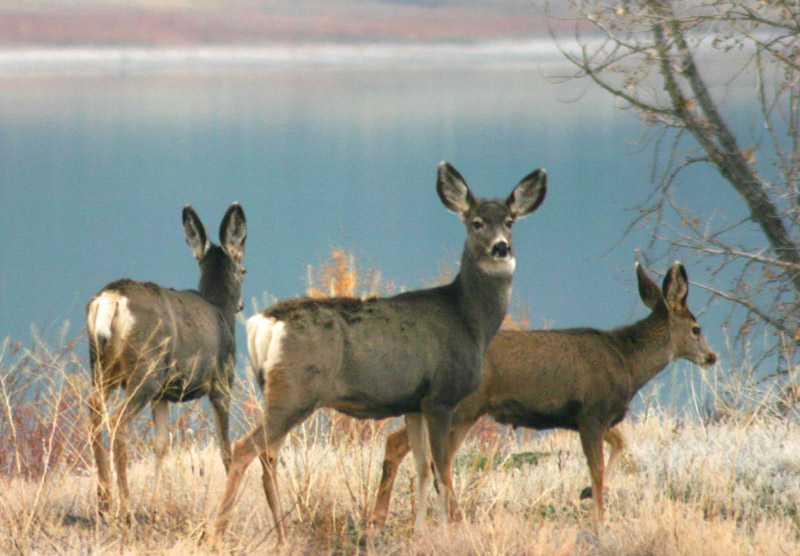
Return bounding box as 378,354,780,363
0,41,568,76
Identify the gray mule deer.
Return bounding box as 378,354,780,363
211,162,547,542
86,203,246,519
370,262,716,531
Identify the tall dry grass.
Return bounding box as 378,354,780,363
3,328,800,555
2,249,798,554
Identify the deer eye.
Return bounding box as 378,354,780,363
505,219,514,229
692,325,701,336
472,219,484,230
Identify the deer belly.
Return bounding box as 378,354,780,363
330,378,430,419
489,399,582,431
159,373,208,402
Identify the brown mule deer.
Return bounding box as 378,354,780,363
370,262,716,531
86,203,246,519
210,162,547,543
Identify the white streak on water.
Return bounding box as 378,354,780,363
0,41,569,76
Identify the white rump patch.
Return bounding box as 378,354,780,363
88,291,135,342
246,315,286,392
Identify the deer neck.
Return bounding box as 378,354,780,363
613,308,672,395
451,249,513,351
198,253,239,329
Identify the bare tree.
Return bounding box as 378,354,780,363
546,0,799,393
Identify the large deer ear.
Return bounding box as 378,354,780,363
662,262,689,310
183,205,209,261
219,202,247,263
437,161,475,217
506,169,546,219
636,262,663,310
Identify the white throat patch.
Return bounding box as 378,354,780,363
481,255,516,276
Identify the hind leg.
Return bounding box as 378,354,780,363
211,402,310,545
89,384,113,513
258,435,287,542
370,427,412,531
109,381,158,522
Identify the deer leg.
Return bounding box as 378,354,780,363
151,400,169,511
109,384,156,522
88,384,112,514
209,393,232,473
424,407,455,529
212,420,267,543
579,426,626,500
442,420,474,522
405,413,432,533
603,426,625,483
212,402,304,545
257,437,286,543
369,427,411,531
578,422,606,531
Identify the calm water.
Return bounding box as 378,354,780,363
0,51,752,410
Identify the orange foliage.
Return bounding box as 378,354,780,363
306,247,395,300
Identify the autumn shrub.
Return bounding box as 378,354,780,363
0,334,92,480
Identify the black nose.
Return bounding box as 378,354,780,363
706,353,717,366
492,241,510,258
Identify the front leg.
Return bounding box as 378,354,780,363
579,425,626,500
405,413,432,533
209,392,232,473
578,420,606,531
423,406,456,529
151,400,169,510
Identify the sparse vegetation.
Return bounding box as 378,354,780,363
2,249,799,554
1,336,799,555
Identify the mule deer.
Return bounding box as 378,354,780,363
369,262,716,531
210,162,546,542
86,202,246,519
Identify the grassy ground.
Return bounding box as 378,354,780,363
1,336,799,555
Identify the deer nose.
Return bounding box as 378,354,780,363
491,241,510,258
705,352,717,366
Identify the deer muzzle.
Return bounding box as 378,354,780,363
491,241,510,259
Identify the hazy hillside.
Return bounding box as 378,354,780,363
0,0,556,46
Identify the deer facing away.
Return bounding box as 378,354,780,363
86,203,246,519
370,262,716,531
210,162,547,543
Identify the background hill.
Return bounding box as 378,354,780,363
0,0,557,46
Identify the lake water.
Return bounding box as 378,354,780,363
0,46,753,412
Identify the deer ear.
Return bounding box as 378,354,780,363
220,202,247,263
507,169,546,219
437,161,475,217
183,205,209,261
662,262,689,310
636,262,663,310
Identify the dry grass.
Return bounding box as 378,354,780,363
1,332,799,555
